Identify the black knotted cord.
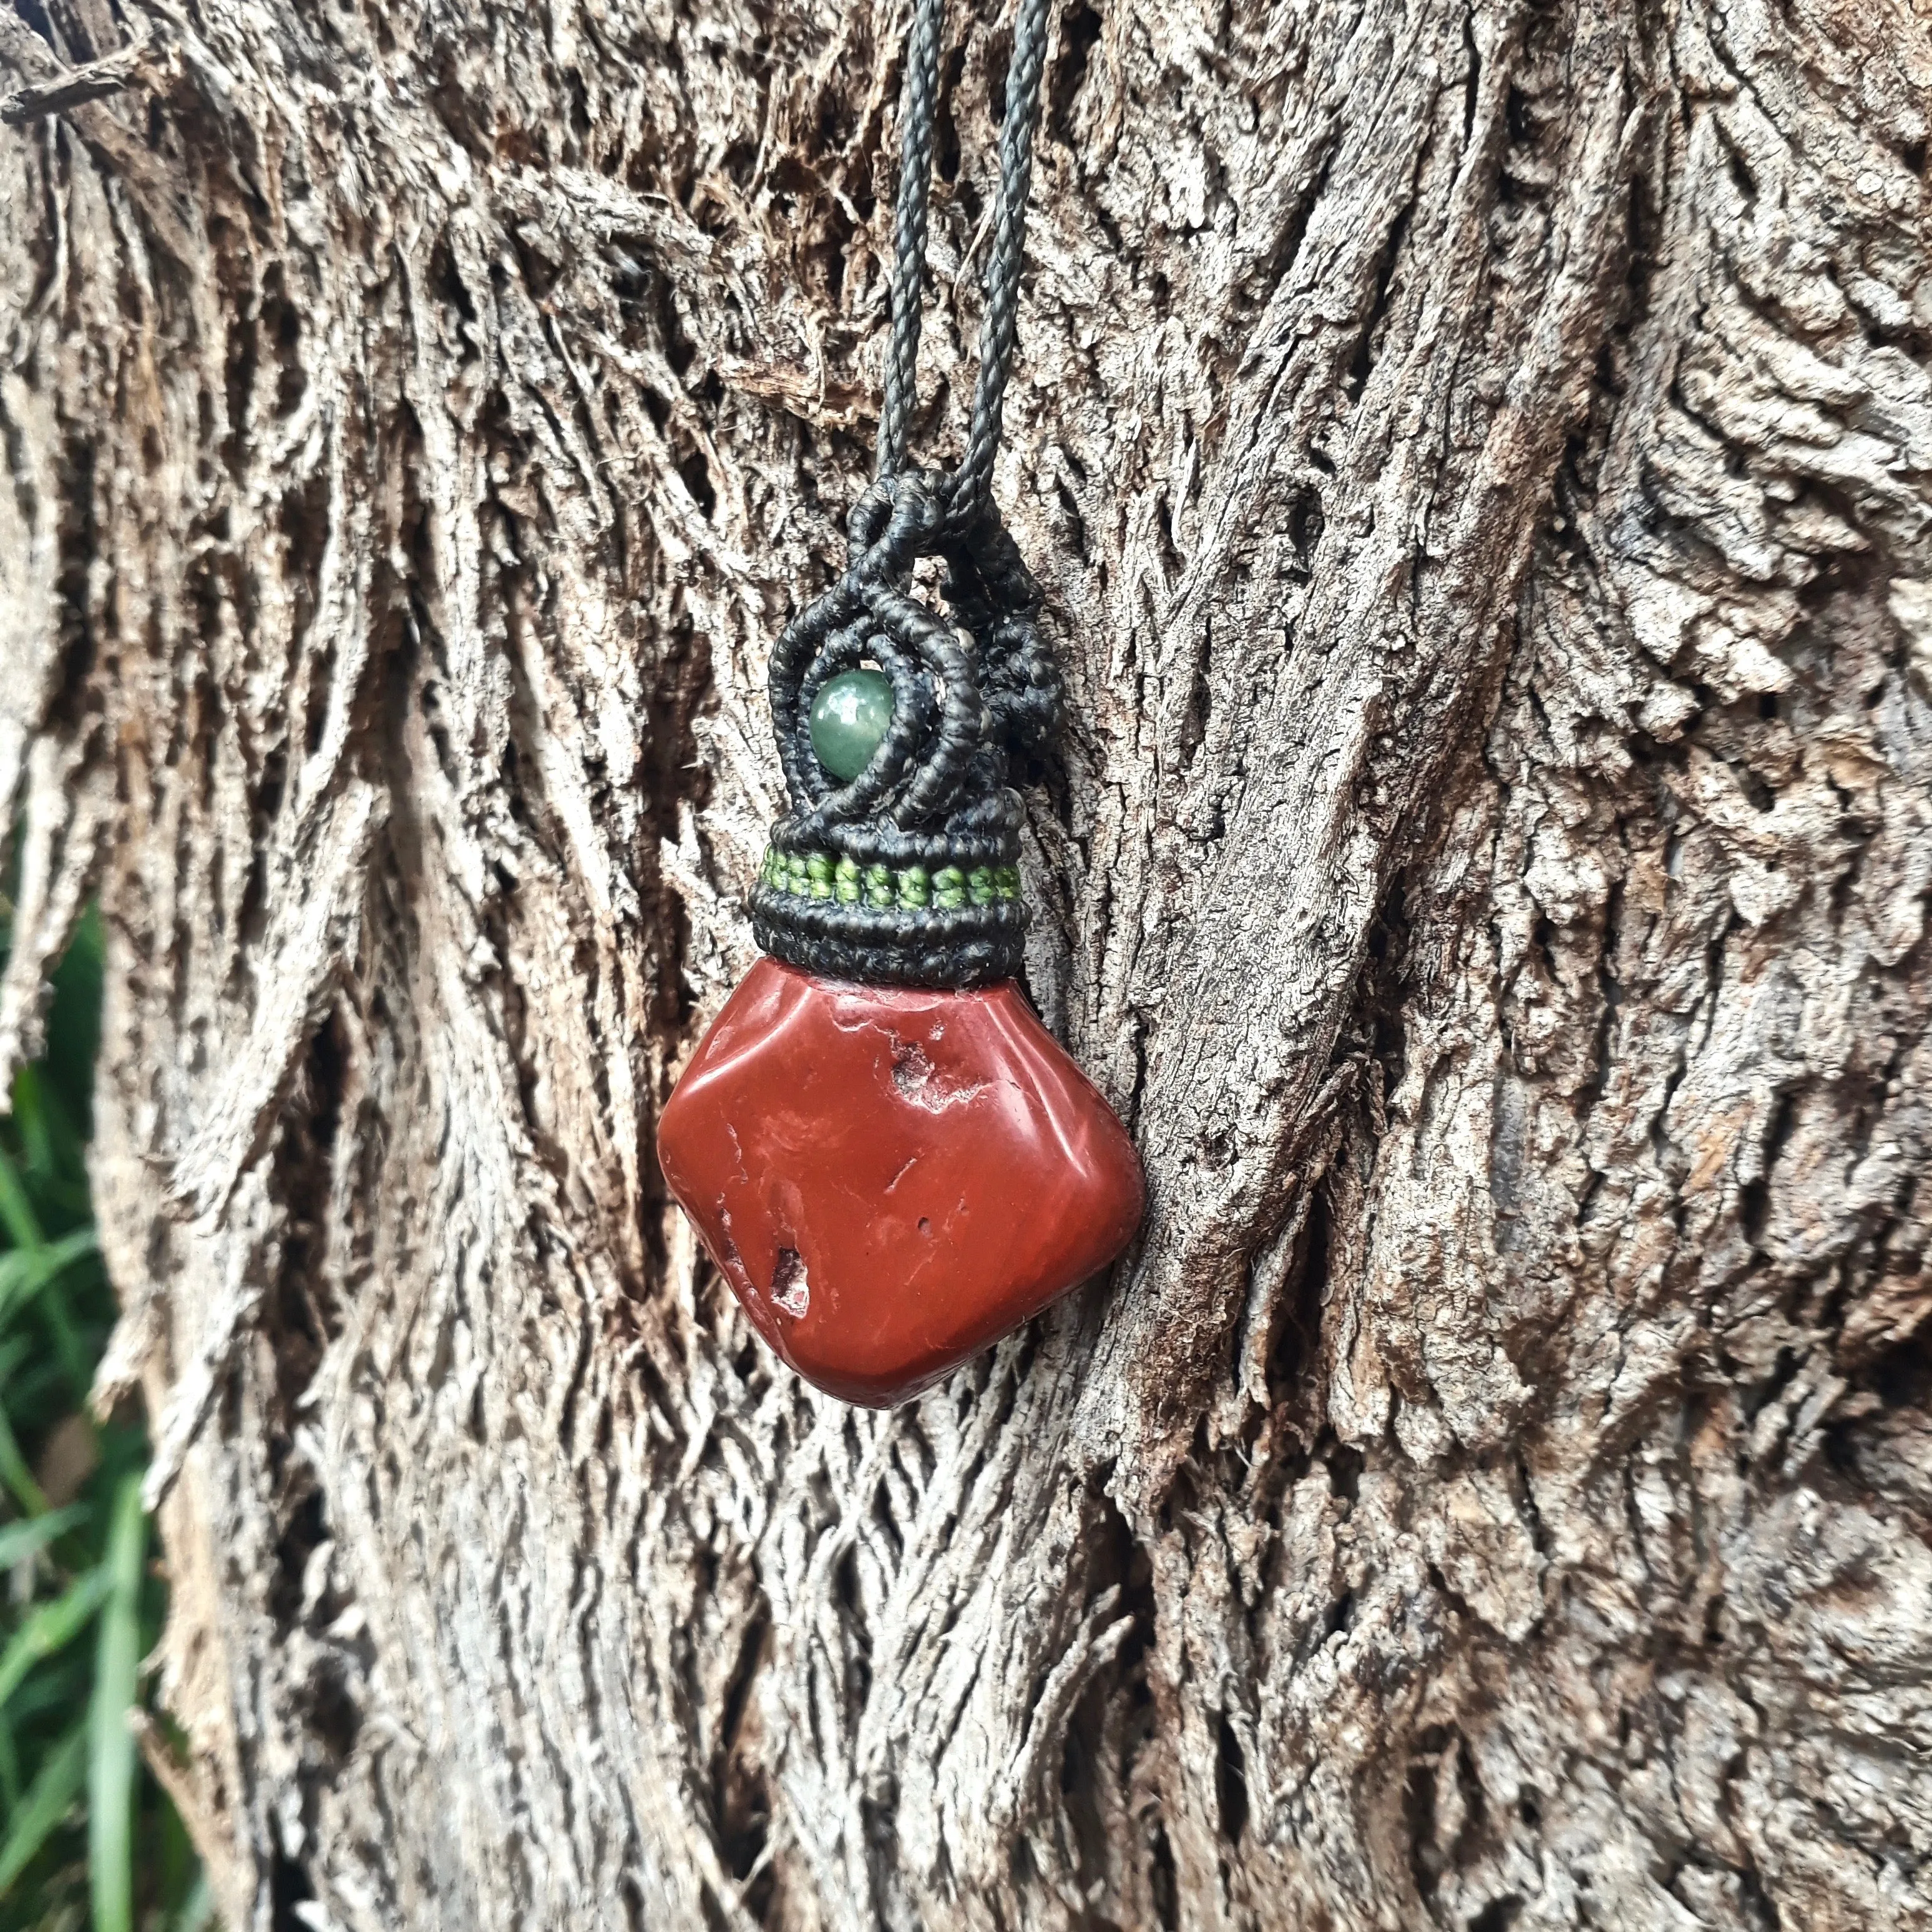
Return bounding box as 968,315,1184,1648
877,0,1056,526
872,0,947,485
753,0,1063,988
946,0,1055,528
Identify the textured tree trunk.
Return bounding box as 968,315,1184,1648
4,0,1931,1924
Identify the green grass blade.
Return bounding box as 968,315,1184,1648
90,1475,148,1932
0,1398,48,1517
169,1870,215,1932
0,1226,101,1403
0,1565,110,1707
0,1227,99,1329
0,909,205,1918
9,1063,55,1179
0,1503,87,1570
0,1718,88,1897
23,1058,86,1177
0,1143,44,1251
0,1249,98,1412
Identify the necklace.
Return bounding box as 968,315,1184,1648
657,0,1143,1406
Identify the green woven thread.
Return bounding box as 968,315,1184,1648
762,848,1021,912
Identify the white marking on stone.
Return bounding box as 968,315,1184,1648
771,1247,809,1318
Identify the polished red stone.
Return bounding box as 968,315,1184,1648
656,958,1144,1405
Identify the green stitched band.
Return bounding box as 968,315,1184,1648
762,848,1021,911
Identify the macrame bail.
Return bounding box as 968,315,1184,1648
749,0,1061,990
751,469,1060,987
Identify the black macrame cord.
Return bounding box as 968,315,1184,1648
751,0,1061,988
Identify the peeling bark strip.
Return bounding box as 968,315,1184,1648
0,29,171,127
3,0,1931,1923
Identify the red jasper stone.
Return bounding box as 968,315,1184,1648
657,957,1144,1406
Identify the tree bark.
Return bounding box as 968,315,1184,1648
4,0,1931,1923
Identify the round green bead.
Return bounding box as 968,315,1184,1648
809,669,894,782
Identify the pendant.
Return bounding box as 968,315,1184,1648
654,0,1127,1403
655,471,1144,1405
650,200,1145,1409
657,957,1142,1406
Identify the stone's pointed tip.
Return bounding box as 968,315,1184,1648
657,957,1143,1406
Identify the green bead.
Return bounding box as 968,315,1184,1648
899,865,930,908
809,670,894,783
967,866,995,905
865,864,895,908
834,856,862,904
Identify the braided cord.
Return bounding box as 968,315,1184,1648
875,0,947,479
875,0,1056,526
951,0,1055,524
